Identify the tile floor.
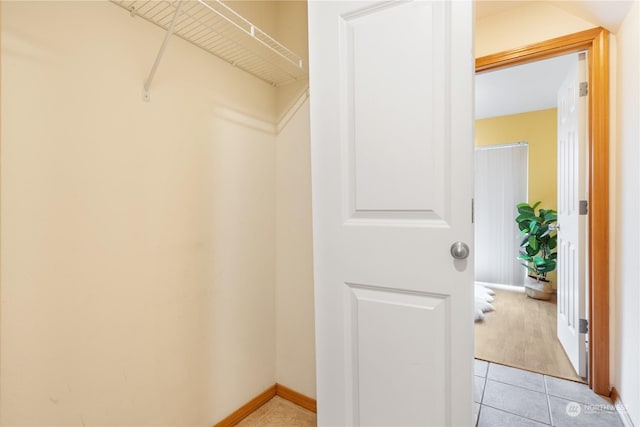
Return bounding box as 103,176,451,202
474,359,625,427
238,361,625,426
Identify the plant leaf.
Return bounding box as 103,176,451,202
516,213,537,223
529,221,541,235
538,224,550,237
517,202,533,211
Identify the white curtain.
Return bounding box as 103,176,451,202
475,143,528,286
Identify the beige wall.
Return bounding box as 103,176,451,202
274,99,315,398
476,2,596,57
275,0,310,119
476,109,558,212
272,1,315,399
1,1,277,425
613,1,640,425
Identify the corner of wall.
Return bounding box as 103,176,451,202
273,0,316,401
612,1,640,425
274,96,316,399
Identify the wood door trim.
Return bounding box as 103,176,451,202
212,385,277,427
475,27,610,396
276,383,317,413
212,384,317,426
476,27,605,72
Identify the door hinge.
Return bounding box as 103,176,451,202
579,318,589,334
579,200,588,215
579,81,589,97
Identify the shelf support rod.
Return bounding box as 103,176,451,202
143,0,185,102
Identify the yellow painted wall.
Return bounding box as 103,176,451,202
476,109,558,212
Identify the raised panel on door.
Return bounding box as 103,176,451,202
346,285,449,426
342,2,448,223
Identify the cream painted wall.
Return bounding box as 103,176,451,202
273,1,316,399
613,1,640,425
275,0,310,119
226,0,279,36
475,109,558,212
476,2,597,57
274,99,315,398
1,1,277,425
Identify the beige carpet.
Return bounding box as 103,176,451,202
475,288,584,383
236,396,316,426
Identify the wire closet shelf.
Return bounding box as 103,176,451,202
111,0,306,88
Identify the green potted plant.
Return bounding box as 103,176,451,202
515,201,558,300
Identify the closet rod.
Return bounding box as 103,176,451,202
142,0,185,102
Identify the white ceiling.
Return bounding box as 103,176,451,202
475,53,576,119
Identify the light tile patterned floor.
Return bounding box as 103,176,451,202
236,396,316,426
237,362,624,426
474,359,625,427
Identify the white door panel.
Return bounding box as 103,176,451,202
557,52,588,378
309,1,474,425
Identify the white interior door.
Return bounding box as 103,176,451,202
308,1,474,425
557,52,588,378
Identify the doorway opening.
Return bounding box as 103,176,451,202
473,51,588,384
474,27,611,397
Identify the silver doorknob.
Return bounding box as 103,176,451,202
450,242,470,260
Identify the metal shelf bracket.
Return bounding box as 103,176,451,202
142,0,185,102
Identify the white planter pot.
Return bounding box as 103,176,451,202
524,276,553,300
